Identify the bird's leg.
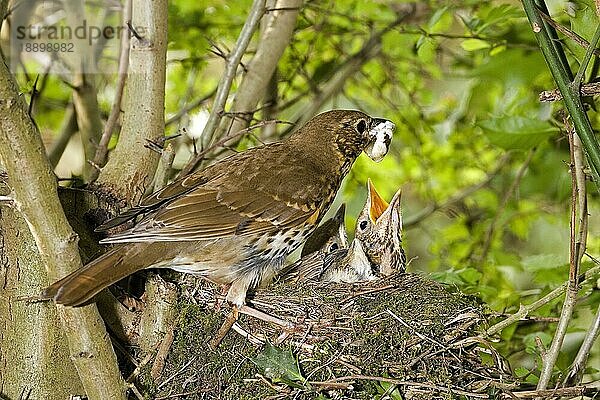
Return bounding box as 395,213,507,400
213,283,231,312
225,277,252,308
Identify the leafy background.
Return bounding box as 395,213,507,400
16,0,600,386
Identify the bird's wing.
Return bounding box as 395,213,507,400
95,166,218,231
100,186,320,243
99,143,333,243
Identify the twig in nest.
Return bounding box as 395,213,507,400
386,309,446,350
151,325,176,380
240,304,298,330
209,309,238,349
231,322,264,346
156,356,197,391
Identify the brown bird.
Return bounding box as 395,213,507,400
42,110,395,307
355,179,406,276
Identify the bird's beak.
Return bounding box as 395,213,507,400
388,188,403,231
364,118,394,162
334,203,349,248
368,179,389,223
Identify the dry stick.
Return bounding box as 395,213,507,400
537,122,587,392
89,0,132,183
540,82,600,102
189,119,289,163
181,0,266,176
321,375,489,399
538,10,600,57
564,303,600,386
486,263,600,336
164,89,216,127
477,149,535,264
502,385,600,399
152,142,175,193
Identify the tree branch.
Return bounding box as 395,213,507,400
485,263,600,337
89,0,132,183
0,54,126,400
521,0,600,192
537,120,587,391
63,1,104,183
181,0,266,175
212,0,302,142
96,0,168,205
48,103,78,167
564,304,600,386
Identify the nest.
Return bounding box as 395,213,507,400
142,273,515,399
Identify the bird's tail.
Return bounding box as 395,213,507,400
41,244,145,307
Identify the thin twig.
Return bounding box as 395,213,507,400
502,385,600,399
183,119,289,167
540,82,600,102
321,375,489,398
404,153,511,228
538,11,600,57
89,0,132,183
486,263,600,336
476,149,535,264
48,103,78,167
564,303,600,386
181,0,266,175
152,143,176,192
572,24,600,91
537,119,587,392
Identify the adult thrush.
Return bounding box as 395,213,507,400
43,110,395,306
355,179,406,276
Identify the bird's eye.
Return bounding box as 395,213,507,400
356,119,367,134
358,220,368,231
329,243,339,252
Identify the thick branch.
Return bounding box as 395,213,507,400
0,57,126,399
96,0,168,204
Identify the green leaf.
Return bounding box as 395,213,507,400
461,38,491,51
478,116,559,149
458,267,483,285
251,342,305,387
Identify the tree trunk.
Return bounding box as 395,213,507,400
0,177,85,399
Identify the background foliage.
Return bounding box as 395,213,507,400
11,0,600,389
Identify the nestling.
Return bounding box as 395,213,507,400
355,179,406,276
